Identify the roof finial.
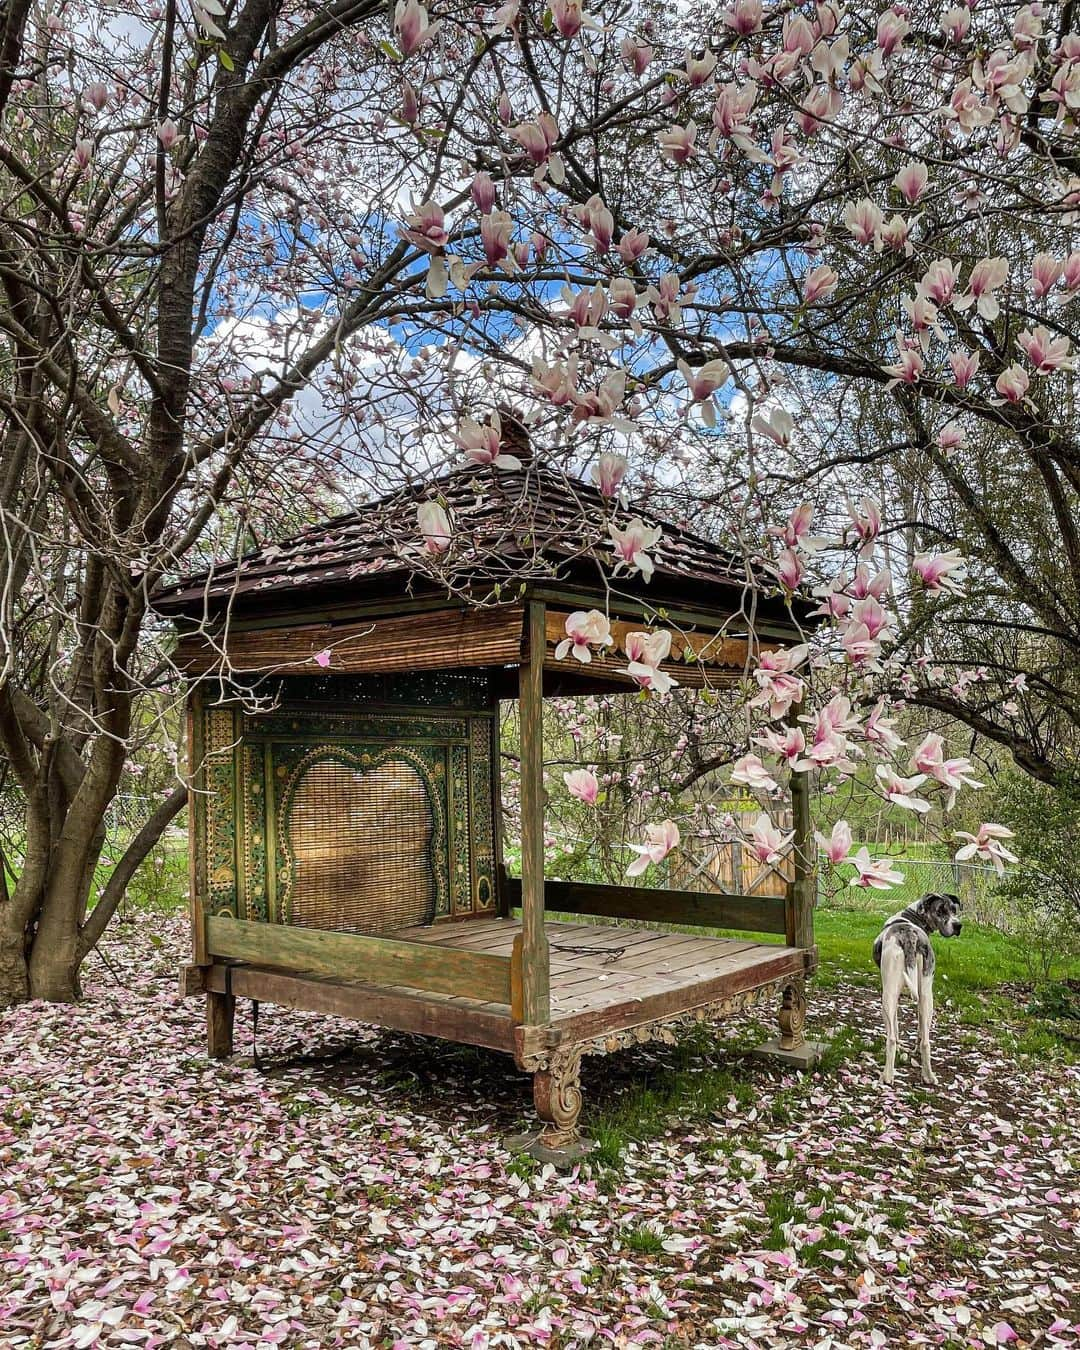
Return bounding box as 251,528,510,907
496,403,533,464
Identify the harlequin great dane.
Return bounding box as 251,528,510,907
873,892,963,1086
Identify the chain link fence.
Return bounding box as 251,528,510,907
819,854,1001,923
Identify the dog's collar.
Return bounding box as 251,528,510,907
888,906,933,934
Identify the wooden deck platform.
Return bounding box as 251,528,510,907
199,917,810,1064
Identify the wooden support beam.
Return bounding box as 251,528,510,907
787,734,816,950
205,916,514,1003
518,601,551,1025
203,963,518,1054
206,989,235,1058
502,877,787,934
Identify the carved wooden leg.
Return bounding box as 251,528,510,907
777,980,807,1052
207,990,235,1059
532,1046,584,1147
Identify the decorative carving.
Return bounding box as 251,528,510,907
518,974,803,1140
469,719,496,912
203,707,238,917
777,980,807,1051
533,1046,585,1145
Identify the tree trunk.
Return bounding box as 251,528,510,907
0,766,186,1009
0,920,29,1008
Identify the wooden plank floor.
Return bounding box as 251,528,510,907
393,917,806,1041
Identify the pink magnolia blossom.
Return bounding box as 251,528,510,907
815,819,853,865
313,649,332,669
752,407,795,447
624,630,678,695
878,213,915,255
876,765,930,814
554,609,613,663
626,819,680,876
917,258,960,306
1031,252,1063,298
937,420,967,454
884,344,924,388
564,768,600,804
911,733,984,808
843,198,883,246
954,823,1018,875
73,137,94,169
940,4,971,41
608,276,639,320
402,200,448,253
995,363,1030,402
913,550,966,594
417,501,452,553
955,257,1008,320
847,496,882,559
730,754,779,794
769,501,819,551
470,171,496,213
678,357,729,403
1017,325,1074,374
803,264,838,304
841,621,881,668
747,812,795,865
1063,251,1080,295
755,725,806,766
393,0,439,56
480,210,514,268
617,228,650,263
510,113,559,165
454,412,522,470
847,847,905,889
712,81,757,138
722,0,763,35
570,367,627,424
620,36,653,76
893,162,928,204
851,564,892,600
876,11,908,55
84,81,109,111
592,451,627,497
864,700,905,755
949,348,980,388
682,48,718,87
776,548,804,591
656,120,698,164
551,0,597,38
609,518,661,581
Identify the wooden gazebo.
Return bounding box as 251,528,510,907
154,452,818,1156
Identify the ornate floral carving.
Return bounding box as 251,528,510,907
777,979,808,1051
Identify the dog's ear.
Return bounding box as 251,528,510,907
949,892,962,908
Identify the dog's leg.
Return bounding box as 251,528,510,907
880,946,903,1086
918,965,937,1085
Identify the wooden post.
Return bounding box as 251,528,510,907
206,989,235,1058
518,601,550,1025
187,689,209,967
786,720,815,950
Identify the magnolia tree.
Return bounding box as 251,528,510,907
0,0,1057,1005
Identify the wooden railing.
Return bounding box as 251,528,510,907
502,877,788,935
205,916,523,1017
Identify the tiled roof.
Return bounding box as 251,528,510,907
152,463,787,622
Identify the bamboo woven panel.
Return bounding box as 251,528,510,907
285,756,436,934
174,606,525,675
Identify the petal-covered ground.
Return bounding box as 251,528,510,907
1,914,1077,1349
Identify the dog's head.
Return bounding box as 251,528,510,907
916,891,963,938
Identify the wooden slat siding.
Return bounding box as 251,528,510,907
518,602,550,1024
543,610,748,691
787,707,816,950
173,606,526,676
205,917,514,1003
548,946,808,1044
203,964,518,1054
504,877,787,934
